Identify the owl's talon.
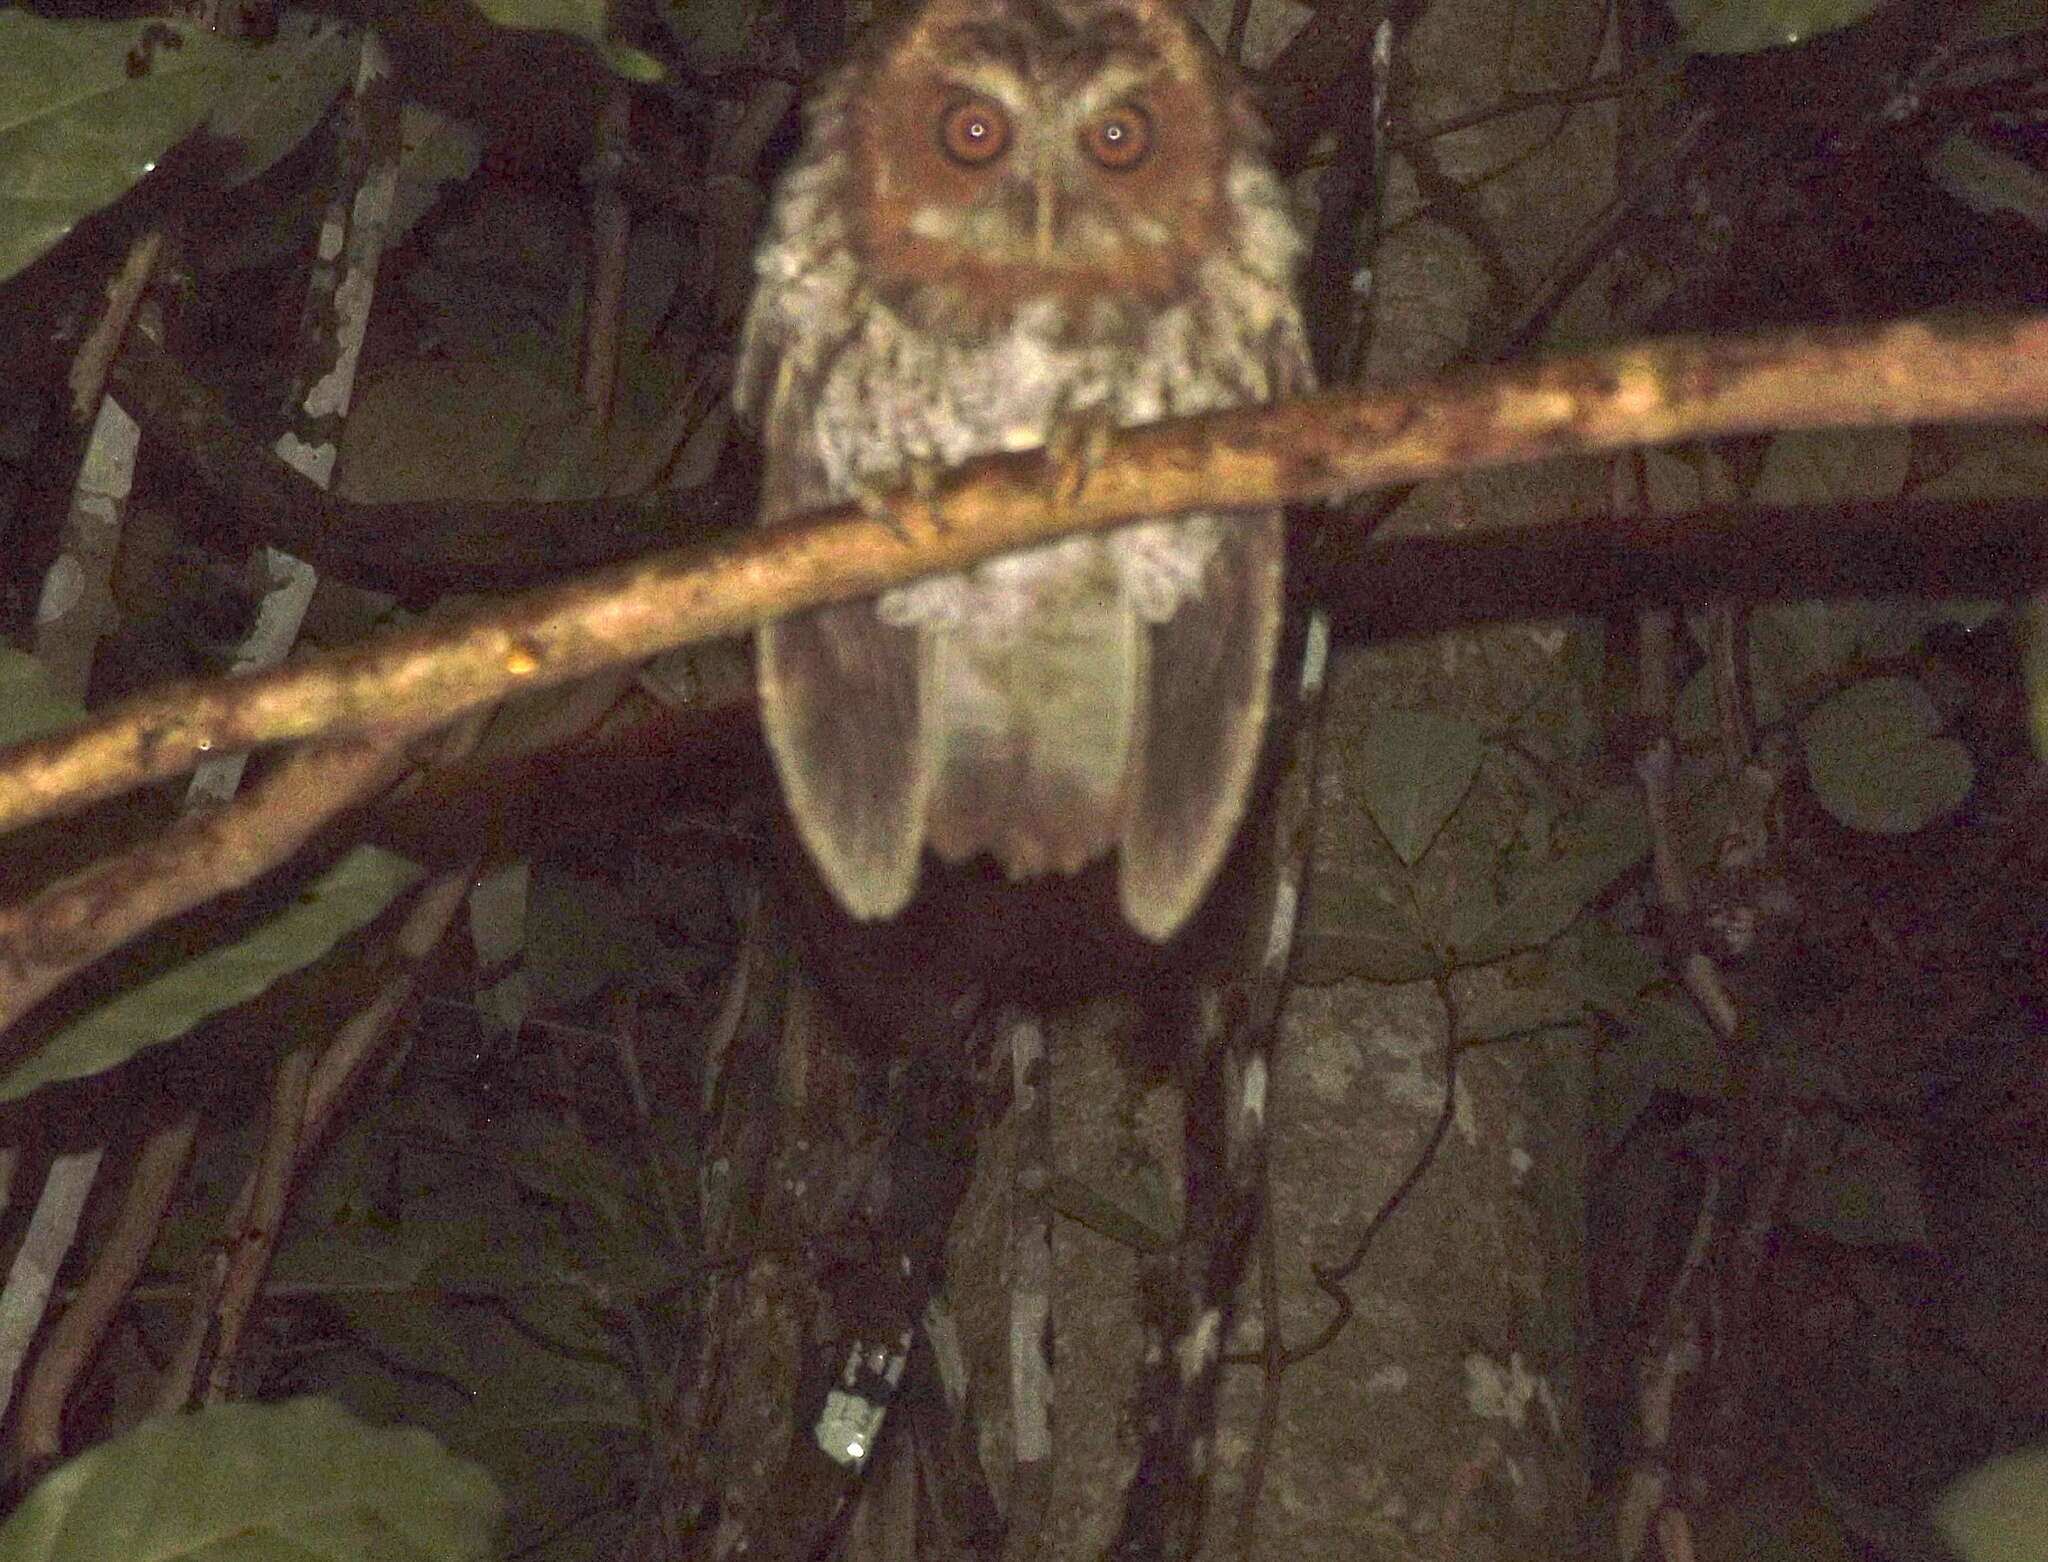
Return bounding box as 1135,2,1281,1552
854,480,913,543
854,458,942,542
905,456,941,503
1044,413,1115,513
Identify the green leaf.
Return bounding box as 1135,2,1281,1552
1292,876,1439,984
585,38,665,81
463,0,663,79
467,0,604,35
1432,882,1504,959
1745,596,1957,727
1936,1446,2048,1562
328,1281,642,1434
525,863,650,1007
1916,426,2048,502
0,15,242,282
276,1217,445,1291
207,12,362,189
0,649,86,746
0,847,424,1103
1744,602,1866,724
1722,432,1918,721
1455,786,1649,964
337,361,607,504
1667,0,1882,54
1972,0,2048,44
1593,993,1729,1139
475,669,637,762
1639,446,1715,517
660,0,769,71
1456,978,1590,1044
1801,676,1973,834
1628,995,1729,1095
1357,708,1483,867
1930,132,2048,233
1751,427,1910,508
1578,926,1666,1012
0,1397,501,1562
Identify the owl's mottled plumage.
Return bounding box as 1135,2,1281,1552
737,0,1311,941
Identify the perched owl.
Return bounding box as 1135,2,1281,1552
736,0,1311,943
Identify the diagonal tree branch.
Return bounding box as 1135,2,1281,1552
3,310,2046,838
0,732,418,1051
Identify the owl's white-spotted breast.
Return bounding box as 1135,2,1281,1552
736,0,1311,942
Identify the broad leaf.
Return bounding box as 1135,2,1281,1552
1357,708,1483,867
1668,0,1882,54
1456,785,1649,964
464,0,662,79
1292,874,1440,985
1801,676,1972,834
0,649,86,746
0,1397,501,1562
207,12,362,189
0,847,424,1103
1937,1446,2048,1562
0,15,240,281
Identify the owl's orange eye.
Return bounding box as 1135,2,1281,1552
1082,104,1152,169
939,98,1010,166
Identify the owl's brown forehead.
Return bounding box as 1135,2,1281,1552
926,6,1161,93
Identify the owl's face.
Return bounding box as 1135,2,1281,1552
846,0,1242,338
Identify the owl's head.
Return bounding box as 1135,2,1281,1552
839,0,1258,339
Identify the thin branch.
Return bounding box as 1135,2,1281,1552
70,229,161,421
1256,0,1393,174
0,732,416,1044
151,861,472,1413
1390,64,1681,152
0,1150,104,1433
302,862,476,1142
12,1111,196,1467
1223,0,1252,64
104,334,661,596
1491,106,1716,362
3,312,2046,839
198,1043,313,1405
1281,976,1463,1370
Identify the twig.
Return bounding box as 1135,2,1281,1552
69,229,162,421
11,1111,197,1467
1282,975,1463,1369
0,731,417,1045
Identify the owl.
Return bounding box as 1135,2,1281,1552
736,0,1311,943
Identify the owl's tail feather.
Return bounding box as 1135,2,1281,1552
923,510,1282,942
922,588,1138,885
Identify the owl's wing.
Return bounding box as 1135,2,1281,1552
1118,510,1283,942
759,606,929,920
754,407,932,923
1119,334,1311,942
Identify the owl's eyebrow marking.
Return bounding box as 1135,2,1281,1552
1038,17,1155,80
936,22,1033,76
1045,51,1156,103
